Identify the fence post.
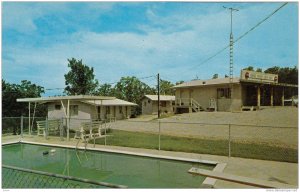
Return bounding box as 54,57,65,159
228,124,231,158
104,121,107,146
158,121,161,151
20,116,23,138
60,118,64,141
45,117,48,140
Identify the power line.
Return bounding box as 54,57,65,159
45,88,64,91
234,2,288,43
43,74,157,91
100,74,157,85
167,2,288,81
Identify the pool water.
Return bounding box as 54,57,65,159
2,143,214,188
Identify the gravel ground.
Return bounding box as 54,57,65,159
114,107,298,148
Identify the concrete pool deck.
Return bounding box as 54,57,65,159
2,135,298,189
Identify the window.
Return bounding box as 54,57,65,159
160,101,167,107
217,88,231,99
97,106,101,120
148,99,151,103
119,106,123,114
70,105,78,116
55,105,61,110
106,106,110,114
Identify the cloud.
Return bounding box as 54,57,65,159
3,28,219,88
2,2,298,96
2,2,115,34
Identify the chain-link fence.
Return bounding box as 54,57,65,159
2,117,46,136
229,124,298,162
2,165,126,189
2,116,298,163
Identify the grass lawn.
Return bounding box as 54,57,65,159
91,129,297,163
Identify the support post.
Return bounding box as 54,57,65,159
281,87,285,106
270,87,274,106
60,117,64,141
157,73,160,119
158,121,161,151
45,116,48,139
104,122,107,146
67,99,70,141
21,115,24,138
228,124,231,158
257,86,261,108
28,102,31,135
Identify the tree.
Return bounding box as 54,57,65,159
2,80,47,134
264,66,298,99
159,79,175,95
114,76,155,114
256,68,262,72
2,80,46,117
243,66,254,71
96,83,114,96
264,66,298,84
64,58,99,95
243,66,263,72
264,66,280,74
212,74,218,79
176,80,184,85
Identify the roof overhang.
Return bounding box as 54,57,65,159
240,79,298,88
17,95,116,103
172,82,240,89
143,95,175,101
82,99,137,106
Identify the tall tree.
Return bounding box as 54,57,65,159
114,76,155,114
212,74,218,79
64,58,99,95
264,66,298,84
176,80,184,85
2,80,46,117
243,66,254,71
96,83,115,96
256,68,262,72
159,79,175,95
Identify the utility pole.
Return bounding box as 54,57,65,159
157,73,160,119
224,6,238,112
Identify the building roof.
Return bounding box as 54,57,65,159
17,95,115,103
173,77,240,89
83,99,137,106
144,95,175,101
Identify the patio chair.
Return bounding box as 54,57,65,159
37,119,60,137
74,126,92,141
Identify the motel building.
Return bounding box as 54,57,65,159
141,95,175,115
17,95,137,121
173,70,298,113
16,95,137,140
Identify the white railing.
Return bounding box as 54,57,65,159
175,98,202,111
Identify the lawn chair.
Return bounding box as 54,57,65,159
74,126,92,150
91,123,106,139
74,127,92,141
37,119,61,137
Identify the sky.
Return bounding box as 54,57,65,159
2,2,298,96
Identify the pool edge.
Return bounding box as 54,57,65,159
3,140,226,188
201,162,227,188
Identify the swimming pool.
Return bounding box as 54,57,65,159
2,143,215,188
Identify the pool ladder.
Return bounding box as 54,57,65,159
75,135,88,151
